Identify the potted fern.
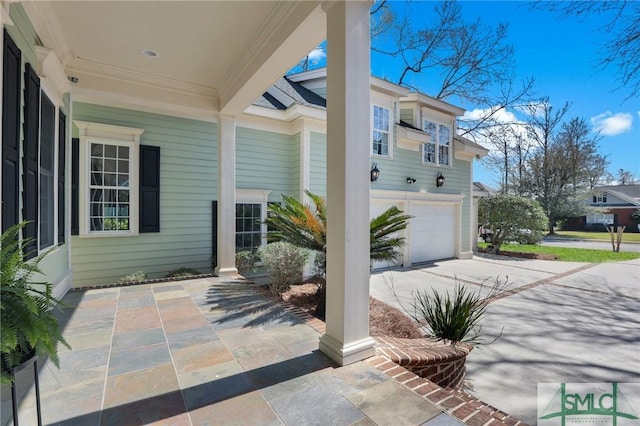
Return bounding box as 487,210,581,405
1,221,69,385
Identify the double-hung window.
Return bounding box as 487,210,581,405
372,105,391,157
235,189,271,253
89,142,131,232
75,121,142,236
422,119,452,166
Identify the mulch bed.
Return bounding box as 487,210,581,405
479,247,557,260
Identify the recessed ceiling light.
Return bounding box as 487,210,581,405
142,49,159,58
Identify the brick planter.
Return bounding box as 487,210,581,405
374,336,473,390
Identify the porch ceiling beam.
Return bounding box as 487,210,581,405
219,2,325,116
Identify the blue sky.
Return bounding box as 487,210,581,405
364,1,640,188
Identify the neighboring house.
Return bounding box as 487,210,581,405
564,185,640,231
1,1,486,365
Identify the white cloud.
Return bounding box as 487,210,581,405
590,111,633,136
462,107,517,124
307,47,326,63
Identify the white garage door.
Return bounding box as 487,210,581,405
409,203,455,263
370,202,403,270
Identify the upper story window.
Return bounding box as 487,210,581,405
372,105,391,157
422,119,452,166
592,192,607,203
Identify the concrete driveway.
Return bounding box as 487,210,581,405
370,255,640,424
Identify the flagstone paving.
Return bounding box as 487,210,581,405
2,276,476,426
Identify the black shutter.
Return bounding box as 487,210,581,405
58,111,66,244
22,63,40,258
139,145,160,233
2,30,21,233
212,200,217,269
71,138,79,235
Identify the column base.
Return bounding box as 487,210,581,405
215,266,239,278
319,334,377,366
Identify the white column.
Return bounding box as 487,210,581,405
215,114,239,277
319,0,376,366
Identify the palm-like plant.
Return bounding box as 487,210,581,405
265,190,411,318
266,190,412,274
1,222,69,385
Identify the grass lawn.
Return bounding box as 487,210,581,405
553,230,640,243
479,242,640,262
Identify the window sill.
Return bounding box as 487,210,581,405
371,154,392,160
79,231,139,238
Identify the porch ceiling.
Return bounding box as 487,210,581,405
22,0,325,116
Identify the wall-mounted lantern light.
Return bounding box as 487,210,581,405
436,172,445,187
406,177,416,184
371,163,380,182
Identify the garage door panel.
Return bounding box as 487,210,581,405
409,203,455,263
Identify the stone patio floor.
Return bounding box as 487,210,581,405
1,276,520,426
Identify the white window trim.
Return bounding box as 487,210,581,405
75,121,143,237
421,116,453,168
236,189,271,250
371,103,393,159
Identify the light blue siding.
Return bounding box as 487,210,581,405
71,103,217,286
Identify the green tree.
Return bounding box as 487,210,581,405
478,194,547,254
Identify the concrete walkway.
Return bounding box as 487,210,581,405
370,255,640,424
2,277,471,426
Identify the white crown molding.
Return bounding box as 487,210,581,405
72,88,218,124
35,46,71,102
74,120,144,141
68,58,218,101
21,1,73,65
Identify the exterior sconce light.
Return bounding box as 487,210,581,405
436,173,445,187
371,163,380,182
406,177,416,184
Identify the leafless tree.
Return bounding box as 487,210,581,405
532,0,640,102
617,169,637,185
520,101,609,233
371,0,535,136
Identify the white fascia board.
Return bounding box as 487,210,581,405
244,103,326,123
604,190,640,206
372,189,464,204
371,76,409,98
396,124,429,152
402,92,465,117
287,67,327,82
454,138,489,161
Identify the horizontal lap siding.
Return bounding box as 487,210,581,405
309,131,326,196
236,127,297,201
71,103,217,286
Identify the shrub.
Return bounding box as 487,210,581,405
164,267,201,278
258,242,310,295
236,250,258,276
118,270,147,284
479,195,547,253
511,229,544,245
387,275,510,345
